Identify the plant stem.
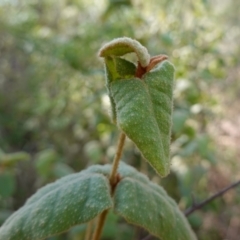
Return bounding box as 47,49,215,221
109,132,126,185
84,219,93,240
184,179,240,216
92,210,108,240
92,132,126,240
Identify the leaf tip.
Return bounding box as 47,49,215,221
98,37,150,67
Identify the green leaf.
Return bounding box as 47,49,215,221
78,163,196,239
99,38,174,177
99,37,150,67
110,61,174,177
87,163,196,239
104,57,136,84
113,165,197,240
0,172,112,240
0,163,196,240
104,57,136,122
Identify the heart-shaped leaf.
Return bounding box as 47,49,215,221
110,61,174,177
0,172,112,240
99,38,174,177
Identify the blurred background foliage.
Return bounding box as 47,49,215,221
0,0,240,239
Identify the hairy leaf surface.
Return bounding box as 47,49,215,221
75,163,196,239
100,37,174,177
0,163,196,240
99,37,150,67
110,61,174,177
0,172,112,240
104,57,136,122
113,164,197,240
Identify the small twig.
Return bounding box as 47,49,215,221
92,210,108,240
184,179,240,216
84,219,93,240
109,132,126,185
141,180,240,240
92,132,126,240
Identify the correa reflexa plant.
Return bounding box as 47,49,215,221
0,37,197,240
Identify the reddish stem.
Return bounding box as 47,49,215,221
135,54,168,78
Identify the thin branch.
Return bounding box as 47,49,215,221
92,132,126,240
184,179,240,216
84,219,94,240
92,210,108,240
109,132,126,185
141,179,240,240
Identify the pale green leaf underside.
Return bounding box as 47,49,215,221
0,163,196,240
0,173,112,240
114,177,197,240
104,57,136,122
110,61,174,177
99,37,150,67
89,163,197,240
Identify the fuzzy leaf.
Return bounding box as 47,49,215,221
84,162,150,185
0,172,112,240
99,38,174,177
0,162,196,240
99,37,150,67
104,57,136,122
113,164,197,240
110,61,174,177
87,162,196,239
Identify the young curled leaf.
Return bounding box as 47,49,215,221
99,37,175,177
99,37,150,67
104,57,136,122
110,61,174,177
